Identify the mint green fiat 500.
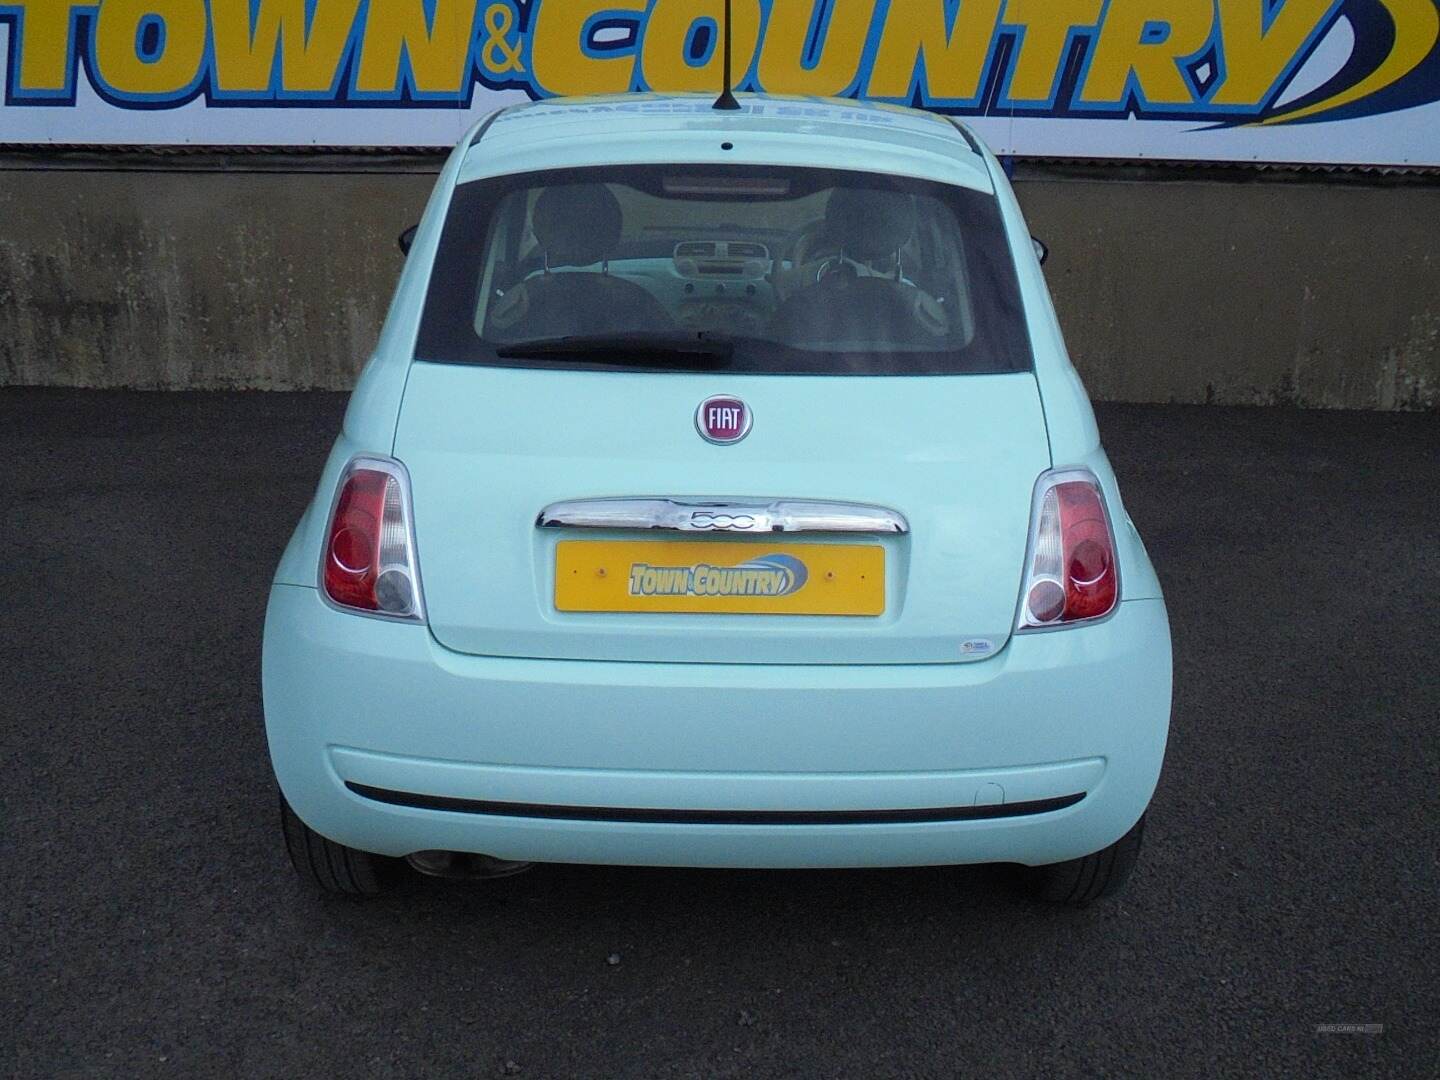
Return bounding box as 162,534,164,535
264,92,1171,904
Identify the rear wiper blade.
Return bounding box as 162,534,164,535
495,332,736,366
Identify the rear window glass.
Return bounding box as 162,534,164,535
417,165,1033,376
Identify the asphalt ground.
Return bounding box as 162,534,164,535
2,389,1436,1078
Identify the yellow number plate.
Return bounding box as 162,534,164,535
555,540,885,616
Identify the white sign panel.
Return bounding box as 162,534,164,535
1,1,1438,165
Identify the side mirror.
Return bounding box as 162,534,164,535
398,224,419,257
1032,237,1049,266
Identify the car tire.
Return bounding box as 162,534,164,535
279,791,395,897
1024,814,1146,905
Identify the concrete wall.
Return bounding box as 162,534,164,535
1,155,1437,408
1020,170,1440,410
0,158,431,391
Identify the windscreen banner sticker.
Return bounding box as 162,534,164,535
1,1,1437,164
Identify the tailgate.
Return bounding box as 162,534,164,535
394,362,1050,665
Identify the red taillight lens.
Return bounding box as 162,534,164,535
322,460,424,620
1057,482,1117,620
1018,471,1118,630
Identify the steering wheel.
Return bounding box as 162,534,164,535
773,220,843,302
772,221,951,338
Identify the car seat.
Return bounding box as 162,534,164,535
765,188,937,350
492,183,675,340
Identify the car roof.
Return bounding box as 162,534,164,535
458,93,994,194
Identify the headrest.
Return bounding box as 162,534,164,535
825,188,917,262
533,184,624,268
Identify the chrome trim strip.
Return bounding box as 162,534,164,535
536,498,909,535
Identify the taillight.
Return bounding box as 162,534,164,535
321,457,425,621
1017,469,1118,630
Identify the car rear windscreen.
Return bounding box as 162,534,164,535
417,165,1034,376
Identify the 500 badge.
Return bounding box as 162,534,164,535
2,0,1438,128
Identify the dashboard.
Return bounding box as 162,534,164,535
517,239,788,335
542,242,775,334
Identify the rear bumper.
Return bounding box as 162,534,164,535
263,585,1170,868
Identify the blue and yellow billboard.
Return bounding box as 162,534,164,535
1,0,1437,163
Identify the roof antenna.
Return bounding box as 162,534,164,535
713,0,741,110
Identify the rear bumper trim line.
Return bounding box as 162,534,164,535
344,783,1086,825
